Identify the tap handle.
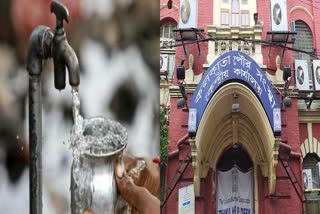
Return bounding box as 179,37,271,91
50,0,69,31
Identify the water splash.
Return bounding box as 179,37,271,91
70,87,129,213
70,87,85,185
70,87,86,214
70,87,127,156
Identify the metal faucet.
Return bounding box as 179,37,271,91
51,0,80,89
26,1,80,213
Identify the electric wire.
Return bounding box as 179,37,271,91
161,34,318,58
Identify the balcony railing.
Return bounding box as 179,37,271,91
206,25,263,67
160,38,176,50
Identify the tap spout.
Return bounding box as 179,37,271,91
25,2,80,214
26,25,53,76
51,0,80,90
52,33,80,90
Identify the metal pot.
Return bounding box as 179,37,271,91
70,117,128,214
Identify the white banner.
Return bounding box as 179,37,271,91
217,166,253,214
188,108,197,133
303,169,313,190
178,184,195,214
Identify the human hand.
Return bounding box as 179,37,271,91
123,154,160,199
115,156,160,214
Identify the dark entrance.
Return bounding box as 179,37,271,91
217,146,253,172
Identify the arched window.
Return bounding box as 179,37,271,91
160,22,176,39
160,22,177,80
303,153,320,213
293,21,314,78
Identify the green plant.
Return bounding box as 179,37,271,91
160,107,168,167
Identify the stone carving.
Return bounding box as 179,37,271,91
185,53,203,84
275,55,284,83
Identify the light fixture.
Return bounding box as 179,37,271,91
232,143,240,149
177,98,187,109
176,60,185,81
232,93,240,112
167,0,172,9
283,96,292,108
283,66,291,81
180,31,197,40
232,103,240,112
282,66,292,108
254,13,258,25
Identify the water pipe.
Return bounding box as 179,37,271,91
26,1,80,213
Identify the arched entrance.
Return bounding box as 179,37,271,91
216,145,254,213
188,51,282,213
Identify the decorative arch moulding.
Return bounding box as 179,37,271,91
290,6,313,21
186,51,285,197
188,51,282,136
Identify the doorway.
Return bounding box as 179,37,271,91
216,145,254,214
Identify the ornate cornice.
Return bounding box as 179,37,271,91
299,110,320,123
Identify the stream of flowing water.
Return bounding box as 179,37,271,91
71,88,127,155
70,87,128,213
70,87,84,176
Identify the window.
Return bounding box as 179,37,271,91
303,153,320,189
160,22,176,80
293,21,314,80
231,0,239,26
241,11,249,26
221,10,229,26
160,54,175,80
220,0,249,27
160,22,177,39
303,153,320,214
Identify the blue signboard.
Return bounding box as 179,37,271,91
189,51,281,135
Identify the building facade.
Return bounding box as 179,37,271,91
161,0,320,213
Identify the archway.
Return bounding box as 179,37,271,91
189,83,280,212
188,51,281,211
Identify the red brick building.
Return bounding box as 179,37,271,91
161,0,320,213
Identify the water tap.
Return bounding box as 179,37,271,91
50,0,80,90
26,2,80,213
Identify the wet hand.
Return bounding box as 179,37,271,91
123,154,160,198
115,159,160,214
